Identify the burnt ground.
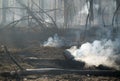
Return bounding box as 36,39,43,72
0,47,120,81
0,26,120,80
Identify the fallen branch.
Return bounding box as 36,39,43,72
0,68,120,78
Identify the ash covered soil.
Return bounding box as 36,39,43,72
0,28,120,81
0,47,120,81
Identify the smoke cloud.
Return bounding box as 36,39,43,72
66,39,120,70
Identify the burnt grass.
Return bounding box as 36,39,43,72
0,47,120,81
0,27,120,81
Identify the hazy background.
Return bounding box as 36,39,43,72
0,0,119,48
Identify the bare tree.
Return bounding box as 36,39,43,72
16,0,49,31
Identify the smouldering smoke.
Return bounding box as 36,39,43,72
43,34,64,47
66,39,120,70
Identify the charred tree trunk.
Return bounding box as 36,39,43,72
27,0,30,26
85,0,94,28
97,0,104,27
63,0,76,31
89,0,94,26
116,0,120,26
40,0,44,20
2,0,8,25
54,0,57,23
64,0,68,29
110,0,120,40
84,0,94,41
112,0,120,26
116,0,120,10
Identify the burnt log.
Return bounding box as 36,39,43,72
63,50,74,60
63,50,85,69
0,68,120,78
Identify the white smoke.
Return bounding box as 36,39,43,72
43,34,64,47
66,39,120,70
